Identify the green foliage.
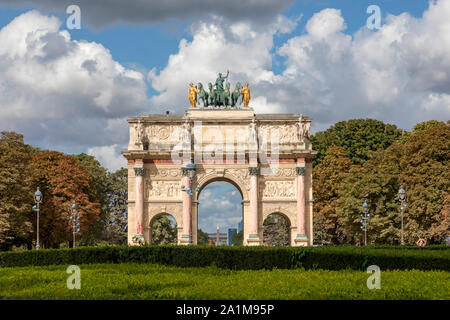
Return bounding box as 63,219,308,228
313,146,353,244
337,121,450,245
74,153,109,246
151,216,177,245
197,229,209,245
232,230,243,246
263,214,290,246
0,132,34,250
1,263,448,299
104,168,128,245
311,118,403,166
0,245,448,272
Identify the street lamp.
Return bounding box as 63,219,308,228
33,187,43,250
181,159,199,244
70,202,80,248
360,199,370,246
181,184,200,196
398,185,407,245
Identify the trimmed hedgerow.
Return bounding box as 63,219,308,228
0,245,448,271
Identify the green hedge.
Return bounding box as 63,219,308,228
1,245,449,271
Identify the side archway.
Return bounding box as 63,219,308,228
262,212,292,247
148,212,178,245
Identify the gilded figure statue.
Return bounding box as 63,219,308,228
188,82,198,108
241,82,251,107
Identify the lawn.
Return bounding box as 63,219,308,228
0,263,448,299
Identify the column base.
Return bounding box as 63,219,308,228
179,234,191,245
294,234,308,246
247,234,261,246
131,234,145,245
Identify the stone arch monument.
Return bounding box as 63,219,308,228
123,107,317,246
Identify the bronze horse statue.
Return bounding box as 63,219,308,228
197,83,208,108
208,82,215,106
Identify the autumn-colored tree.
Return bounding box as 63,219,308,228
74,153,109,245
311,119,403,166
396,121,449,244
313,146,353,244
337,121,449,245
0,132,34,250
32,151,101,248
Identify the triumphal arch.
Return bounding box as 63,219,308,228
123,74,316,246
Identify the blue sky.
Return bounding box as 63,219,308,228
0,0,448,233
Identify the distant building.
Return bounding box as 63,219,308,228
238,221,243,233
228,228,237,246
207,225,227,245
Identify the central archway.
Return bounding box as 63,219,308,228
193,176,246,245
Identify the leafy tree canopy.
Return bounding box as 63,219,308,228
311,119,404,166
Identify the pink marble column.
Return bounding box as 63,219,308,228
248,166,260,242
296,165,307,239
182,175,192,238
134,165,145,238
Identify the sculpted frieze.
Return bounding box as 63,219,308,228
260,181,296,198
146,181,181,199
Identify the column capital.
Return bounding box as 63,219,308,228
296,167,306,176
134,167,145,177
248,166,260,176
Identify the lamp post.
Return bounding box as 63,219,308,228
33,187,43,250
181,159,199,244
70,202,80,248
398,185,407,245
360,199,370,246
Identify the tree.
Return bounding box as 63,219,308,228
104,168,128,245
0,132,34,250
74,153,109,245
32,151,101,248
151,215,177,245
311,119,403,166
231,230,243,246
197,228,210,245
263,213,290,246
337,121,449,245
313,146,353,244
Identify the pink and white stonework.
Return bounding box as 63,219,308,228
123,108,316,246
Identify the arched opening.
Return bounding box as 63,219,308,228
197,179,243,246
263,213,291,247
149,213,177,245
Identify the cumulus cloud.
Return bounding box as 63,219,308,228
149,2,450,131
87,144,126,172
0,10,149,170
0,0,294,29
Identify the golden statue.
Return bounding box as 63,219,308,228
188,82,198,108
241,82,251,108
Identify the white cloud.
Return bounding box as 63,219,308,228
0,10,149,171
87,144,126,172
149,1,450,131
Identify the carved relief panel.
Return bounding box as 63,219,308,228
146,181,182,200
260,180,296,199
